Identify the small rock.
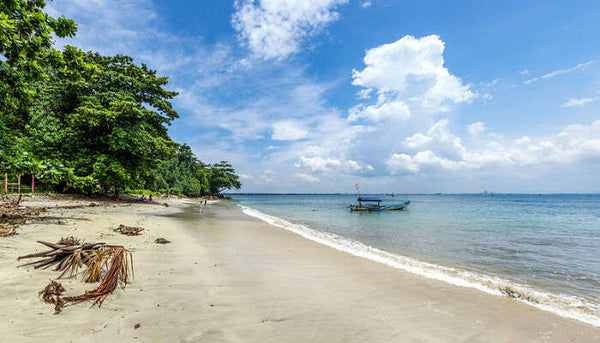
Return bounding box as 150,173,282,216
134,323,141,329
154,238,170,244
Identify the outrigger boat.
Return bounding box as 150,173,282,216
349,196,410,212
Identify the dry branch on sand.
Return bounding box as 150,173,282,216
0,195,45,236
64,246,133,306
39,280,66,314
114,224,144,236
25,239,134,313
0,224,18,237
18,238,106,280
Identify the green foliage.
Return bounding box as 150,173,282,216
0,0,77,155
207,161,241,195
0,3,241,196
25,48,179,189
154,144,210,197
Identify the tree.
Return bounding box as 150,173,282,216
0,0,76,175
25,48,179,193
207,161,241,195
153,144,210,196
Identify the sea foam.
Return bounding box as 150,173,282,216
239,205,600,327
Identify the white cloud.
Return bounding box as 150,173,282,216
295,156,341,172
232,0,348,60
272,121,309,140
386,120,600,175
48,0,159,56
468,122,486,136
523,60,596,85
295,173,321,182
404,133,433,148
519,69,530,75
385,153,420,174
348,98,410,122
350,35,475,120
561,97,599,108
361,1,373,8
541,60,595,79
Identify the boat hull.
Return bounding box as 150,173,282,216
350,201,410,212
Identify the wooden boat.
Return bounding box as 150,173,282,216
349,197,410,212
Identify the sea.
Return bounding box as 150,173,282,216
232,193,600,327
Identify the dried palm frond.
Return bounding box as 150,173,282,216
39,280,66,314
65,246,133,307
82,249,112,283
18,239,105,277
58,236,81,246
114,224,144,236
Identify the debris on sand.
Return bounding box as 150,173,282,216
0,224,18,237
64,246,133,307
22,239,134,313
39,280,66,314
1,195,44,233
114,224,144,236
154,238,170,244
18,238,106,279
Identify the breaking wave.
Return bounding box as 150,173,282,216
239,205,600,327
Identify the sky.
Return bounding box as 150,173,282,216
46,0,600,193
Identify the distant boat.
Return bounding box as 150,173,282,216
349,197,410,212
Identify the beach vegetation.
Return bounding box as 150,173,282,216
0,1,240,197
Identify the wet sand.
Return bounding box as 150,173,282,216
0,197,598,342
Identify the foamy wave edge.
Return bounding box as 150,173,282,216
239,205,600,327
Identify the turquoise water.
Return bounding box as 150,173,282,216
233,194,600,326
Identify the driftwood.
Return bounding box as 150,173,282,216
114,224,144,236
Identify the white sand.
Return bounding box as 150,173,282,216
0,196,598,342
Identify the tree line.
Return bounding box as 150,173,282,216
0,0,240,196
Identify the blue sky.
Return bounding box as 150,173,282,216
47,0,600,193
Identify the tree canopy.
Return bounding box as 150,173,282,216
0,0,240,196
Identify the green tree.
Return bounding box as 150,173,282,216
0,0,76,175
207,161,241,195
154,144,210,196
25,48,179,194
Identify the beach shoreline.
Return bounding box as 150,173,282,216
1,196,598,342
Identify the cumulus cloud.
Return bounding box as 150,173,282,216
272,121,309,140
468,122,486,136
561,97,598,108
350,35,475,121
295,156,341,172
348,97,410,122
386,120,600,174
232,0,348,60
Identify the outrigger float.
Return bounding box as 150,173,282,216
349,197,410,212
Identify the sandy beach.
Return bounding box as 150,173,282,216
0,196,598,342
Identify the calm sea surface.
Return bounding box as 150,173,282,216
232,194,600,326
